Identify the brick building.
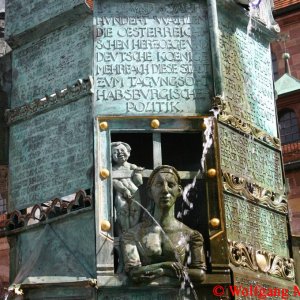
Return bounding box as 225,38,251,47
272,0,300,79
275,70,300,235
272,0,300,285
272,0,300,236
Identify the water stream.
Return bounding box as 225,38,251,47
133,200,199,300
131,117,217,299
182,116,215,204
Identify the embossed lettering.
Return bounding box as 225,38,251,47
219,124,283,192
219,13,276,135
225,194,289,257
95,1,211,114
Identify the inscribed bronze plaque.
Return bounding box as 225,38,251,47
5,0,86,38
224,193,289,258
219,124,284,193
94,0,212,116
11,17,92,107
9,97,93,210
218,8,277,137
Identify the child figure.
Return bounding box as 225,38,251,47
111,142,144,233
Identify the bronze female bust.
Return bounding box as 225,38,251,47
122,165,206,285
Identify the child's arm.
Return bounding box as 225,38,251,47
129,164,144,187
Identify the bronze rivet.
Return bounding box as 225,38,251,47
151,119,160,129
210,218,220,228
99,121,108,130
207,168,217,178
101,220,111,231
100,169,110,179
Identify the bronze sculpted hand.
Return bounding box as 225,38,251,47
122,189,133,200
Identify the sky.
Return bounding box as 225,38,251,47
0,0,4,12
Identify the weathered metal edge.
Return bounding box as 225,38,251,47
0,190,93,236
213,96,281,149
228,240,295,281
207,0,223,96
5,76,93,125
223,172,288,214
7,278,97,297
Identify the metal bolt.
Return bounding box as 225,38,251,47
100,169,110,179
101,220,111,231
210,218,220,228
99,121,108,130
151,119,160,129
207,168,217,178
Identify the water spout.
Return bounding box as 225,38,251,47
182,116,215,204
133,200,199,300
246,0,279,34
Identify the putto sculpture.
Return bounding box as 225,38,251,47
111,141,144,233
122,165,206,284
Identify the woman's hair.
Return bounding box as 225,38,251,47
147,165,181,189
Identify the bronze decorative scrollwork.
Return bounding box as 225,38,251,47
228,240,258,272
228,240,295,281
6,77,93,125
223,172,288,213
213,96,281,149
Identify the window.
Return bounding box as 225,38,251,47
96,117,221,279
279,109,300,144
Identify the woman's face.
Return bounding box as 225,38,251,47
150,171,182,209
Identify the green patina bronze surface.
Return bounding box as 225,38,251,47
2,0,297,298
224,193,289,257
219,124,283,193
11,17,92,107
94,0,212,116
9,96,93,210
217,2,277,137
232,268,298,300
5,0,88,40
11,211,96,281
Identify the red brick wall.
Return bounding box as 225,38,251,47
0,166,8,210
277,92,300,131
271,10,300,79
274,0,300,10
278,92,300,164
86,0,93,10
277,91,300,236
0,236,9,278
0,165,8,295
0,214,9,298
287,168,300,235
